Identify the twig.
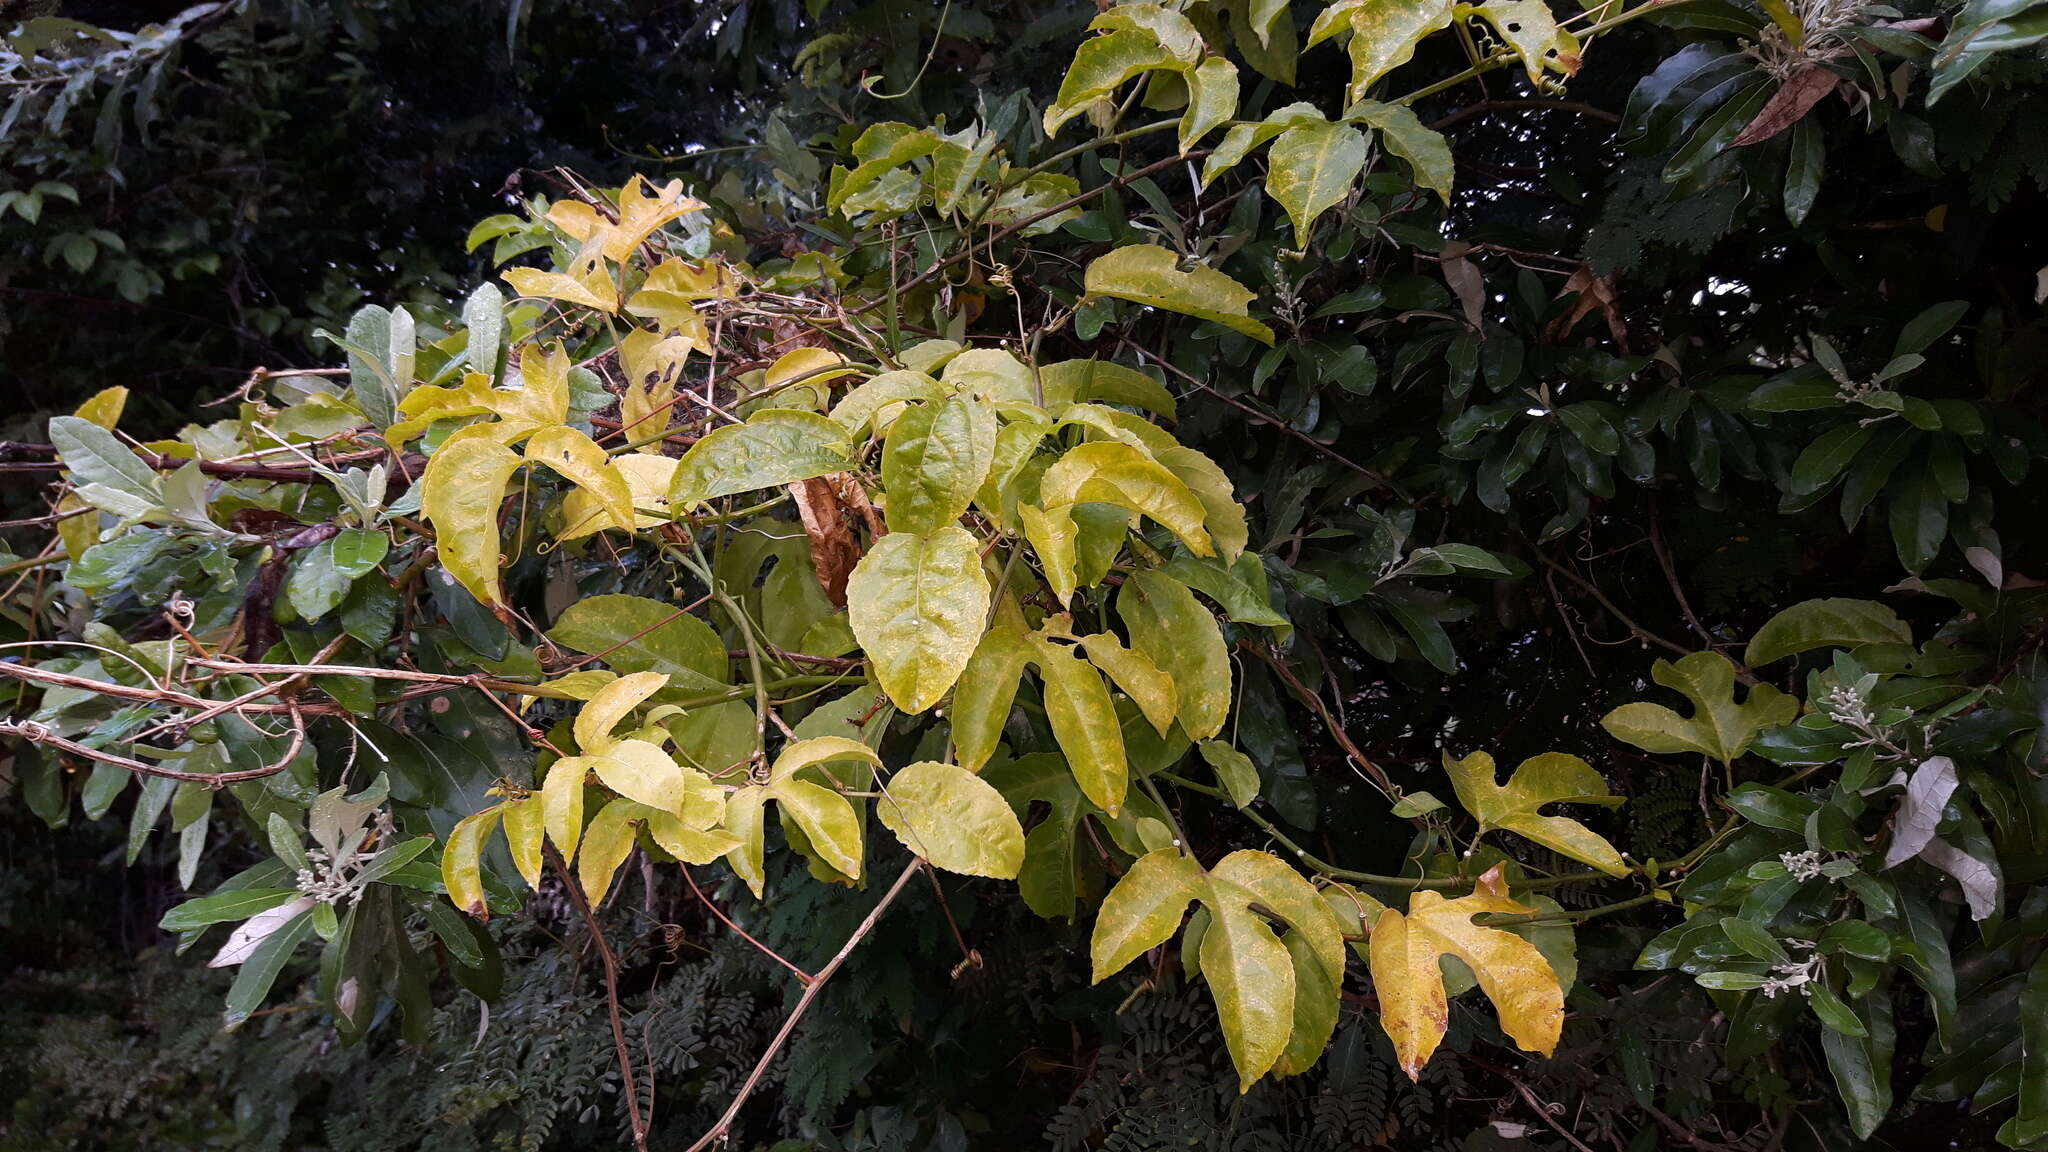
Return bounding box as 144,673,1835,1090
683,862,920,1152
1505,1073,1599,1152
1240,642,1398,797
548,845,650,1152
1647,496,1713,648
679,864,815,985
0,703,306,787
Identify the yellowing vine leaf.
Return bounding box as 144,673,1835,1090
1368,866,1563,1078
1471,0,1581,85
1307,0,1454,99
573,671,670,753
847,526,990,713
876,760,1025,877
559,454,676,539
504,265,618,312
951,626,1035,771
419,430,522,611
1091,849,1205,981
1041,441,1214,557
1044,29,1177,137
1201,879,1297,1090
525,425,635,534
668,409,854,510
442,805,503,918
829,369,945,437
577,797,641,904
1119,571,1231,740
1599,651,1798,764
1443,750,1627,876
1181,57,1241,152
500,794,545,887
1032,635,1130,816
1083,244,1275,344
881,394,997,533
1267,118,1371,248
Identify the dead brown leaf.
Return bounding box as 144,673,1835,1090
789,476,860,607
1731,65,1841,148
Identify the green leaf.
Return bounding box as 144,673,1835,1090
548,594,729,690
1091,849,1204,981
1083,244,1275,343
1789,422,1873,494
1894,300,1969,358
881,395,997,534
1349,100,1454,200
48,415,161,504
1744,598,1912,665
1033,635,1130,816
1199,740,1261,807
288,529,389,621
1119,570,1231,741
847,526,990,713
1997,953,2048,1147
221,909,316,1030
1809,981,1869,1037
667,409,853,510
420,431,522,610
1443,750,1628,876
1888,465,1949,572
1041,442,1214,557
1719,915,1791,965
1785,115,1824,225
1599,651,1798,763
876,760,1024,877
160,888,304,932
1266,118,1370,248
1820,989,1895,1139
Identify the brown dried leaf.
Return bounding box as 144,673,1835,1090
790,475,860,607
1731,65,1840,148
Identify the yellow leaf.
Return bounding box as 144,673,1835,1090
1368,865,1563,1079
501,794,546,888
573,671,671,754
1019,503,1081,605
1032,635,1130,816
1201,885,1296,1091
1470,0,1580,84
1091,849,1205,981
577,797,641,904
579,738,696,815
442,805,503,918
526,425,636,534
770,778,867,880
559,454,677,539
419,429,523,610
762,346,859,408
1040,441,1214,557
1078,632,1178,736
722,786,770,897
880,758,1032,873
846,527,990,713
618,330,694,452
542,756,588,863
769,735,883,783
828,369,946,437
1083,244,1274,344
73,386,129,429
951,625,1035,772
1444,750,1628,876
504,265,617,311
640,806,741,864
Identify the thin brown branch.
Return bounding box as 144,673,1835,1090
1240,641,1398,798
1,703,306,787
1647,495,1714,649
679,864,814,984
683,862,920,1152
548,845,650,1152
